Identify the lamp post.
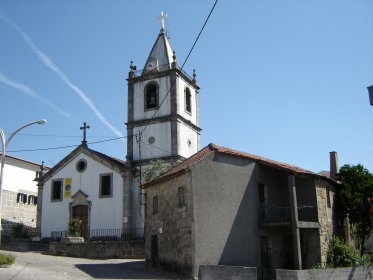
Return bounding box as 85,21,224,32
367,85,373,106
0,119,47,246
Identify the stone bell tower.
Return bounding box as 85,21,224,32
124,17,201,229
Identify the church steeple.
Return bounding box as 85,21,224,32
126,18,201,167
142,29,175,75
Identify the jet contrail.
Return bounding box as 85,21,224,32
0,72,72,120
0,12,124,138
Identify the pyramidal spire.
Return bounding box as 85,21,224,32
142,12,175,75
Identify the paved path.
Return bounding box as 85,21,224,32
0,251,188,280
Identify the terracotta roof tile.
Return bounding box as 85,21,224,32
144,143,333,187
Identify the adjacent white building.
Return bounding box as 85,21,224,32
1,154,46,237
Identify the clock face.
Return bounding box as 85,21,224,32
146,57,158,71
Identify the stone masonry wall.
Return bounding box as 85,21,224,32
50,240,144,259
315,179,336,265
198,265,257,280
145,172,193,275
2,189,38,236
277,266,373,280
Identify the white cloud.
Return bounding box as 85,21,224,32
0,72,72,120
0,12,124,138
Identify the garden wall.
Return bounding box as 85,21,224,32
49,240,144,259
276,266,373,280
198,265,257,280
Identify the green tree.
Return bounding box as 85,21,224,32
143,159,169,182
337,164,373,254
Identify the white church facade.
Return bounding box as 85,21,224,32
37,24,201,239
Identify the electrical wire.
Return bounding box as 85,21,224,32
3,133,112,139
139,0,219,136
7,134,135,153
8,1,219,156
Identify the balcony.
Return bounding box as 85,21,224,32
258,205,318,225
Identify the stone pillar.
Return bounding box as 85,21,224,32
170,70,178,156
122,171,133,230
36,181,44,237
288,174,302,269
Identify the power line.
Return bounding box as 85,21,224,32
140,0,219,135
7,134,134,153
3,133,113,139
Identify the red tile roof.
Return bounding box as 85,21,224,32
143,143,334,187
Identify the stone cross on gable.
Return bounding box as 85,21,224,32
80,122,90,146
157,11,167,30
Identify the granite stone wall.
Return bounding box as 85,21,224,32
49,240,144,259
277,267,373,280
198,265,257,280
145,172,193,275
315,179,336,265
2,189,38,236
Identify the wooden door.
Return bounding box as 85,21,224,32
73,205,89,239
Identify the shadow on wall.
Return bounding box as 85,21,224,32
1,219,37,240
218,173,258,267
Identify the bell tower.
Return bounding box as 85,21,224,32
126,26,201,167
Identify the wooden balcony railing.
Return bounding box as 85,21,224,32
258,205,318,225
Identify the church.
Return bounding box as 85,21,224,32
37,22,201,239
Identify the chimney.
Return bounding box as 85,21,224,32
330,151,338,180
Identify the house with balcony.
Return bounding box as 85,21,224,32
143,143,341,279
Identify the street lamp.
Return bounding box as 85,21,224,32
367,85,373,106
0,119,47,246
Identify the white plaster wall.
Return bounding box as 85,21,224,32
178,122,199,159
133,76,171,121
2,158,40,192
132,123,172,161
41,152,123,238
176,76,198,125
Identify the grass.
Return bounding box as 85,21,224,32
0,252,16,266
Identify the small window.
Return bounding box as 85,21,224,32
17,193,27,204
185,87,192,114
178,187,186,208
51,179,63,201
153,195,158,214
145,83,158,110
100,173,113,198
76,159,87,173
28,195,37,205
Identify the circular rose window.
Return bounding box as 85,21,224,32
76,159,87,173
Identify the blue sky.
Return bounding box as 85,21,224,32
0,1,372,173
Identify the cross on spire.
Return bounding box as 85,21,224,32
157,11,167,30
80,122,90,146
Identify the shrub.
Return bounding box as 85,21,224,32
66,218,82,237
0,252,15,266
327,236,362,267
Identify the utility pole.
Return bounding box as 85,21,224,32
136,131,145,205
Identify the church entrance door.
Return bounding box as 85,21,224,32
72,205,89,239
